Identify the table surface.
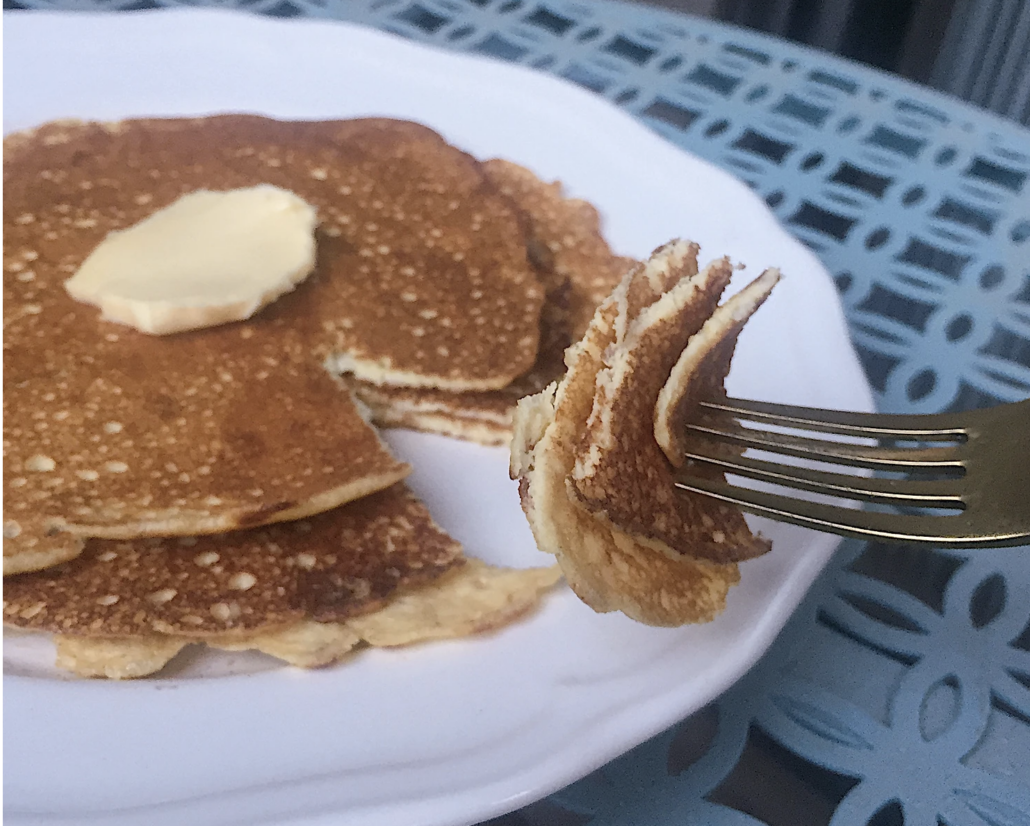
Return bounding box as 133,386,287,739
9,1,1030,824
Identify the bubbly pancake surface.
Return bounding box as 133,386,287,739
7,116,545,389
3,242,408,572
3,485,462,637
346,159,636,444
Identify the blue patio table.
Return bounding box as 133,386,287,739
12,1,1030,823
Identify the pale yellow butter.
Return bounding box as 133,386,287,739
65,185,318,335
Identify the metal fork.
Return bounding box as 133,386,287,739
674,397,1030,549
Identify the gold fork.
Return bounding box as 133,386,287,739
674,397,1030,549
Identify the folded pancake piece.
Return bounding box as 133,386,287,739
3,485,463,637
49,561,562,679
510,254,741,627
345,160,637,445
655,268,782,464
570,248,774,565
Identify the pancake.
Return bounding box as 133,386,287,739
3,236,409,574
570,246,774,564
5,117,544,391
4,114,554,572
2,291,409,573
510,250,742,626
47,561,562,679
3,485,462,637
345,160,637,445
655,269,782,464
4,483,560,678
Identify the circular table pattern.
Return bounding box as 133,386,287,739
7,1,1030,823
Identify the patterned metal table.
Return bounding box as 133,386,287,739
10,1,1030,824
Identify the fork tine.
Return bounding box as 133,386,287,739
702,398,967,440
674,475,1005,548
681,446,965,508
688,416,964,471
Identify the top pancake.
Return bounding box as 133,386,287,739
12,119,547,572
6,116,545,391
2,259,410,573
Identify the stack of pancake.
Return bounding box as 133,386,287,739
3,116,634,677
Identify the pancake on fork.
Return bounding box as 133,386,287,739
510,240,778,626
570,257,778,565
4,483,561,678
345,160,637,445
655,270,783,465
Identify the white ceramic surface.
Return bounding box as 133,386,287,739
3,10,875,826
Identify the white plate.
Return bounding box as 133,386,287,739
3,10,875,826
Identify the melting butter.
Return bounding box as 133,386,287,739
65,185,318,335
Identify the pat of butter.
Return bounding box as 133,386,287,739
65,185,318,335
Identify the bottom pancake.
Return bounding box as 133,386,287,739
4,483,562,677
47,561,561,678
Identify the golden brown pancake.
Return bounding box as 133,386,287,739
655,269,781,464
3,115,553,571
345,160,637,445
570,246,772,564
510,250,742,626
2,279,409,573
3,485,463,637
5,116,545,389
3,236,410,574
45,560,562,679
